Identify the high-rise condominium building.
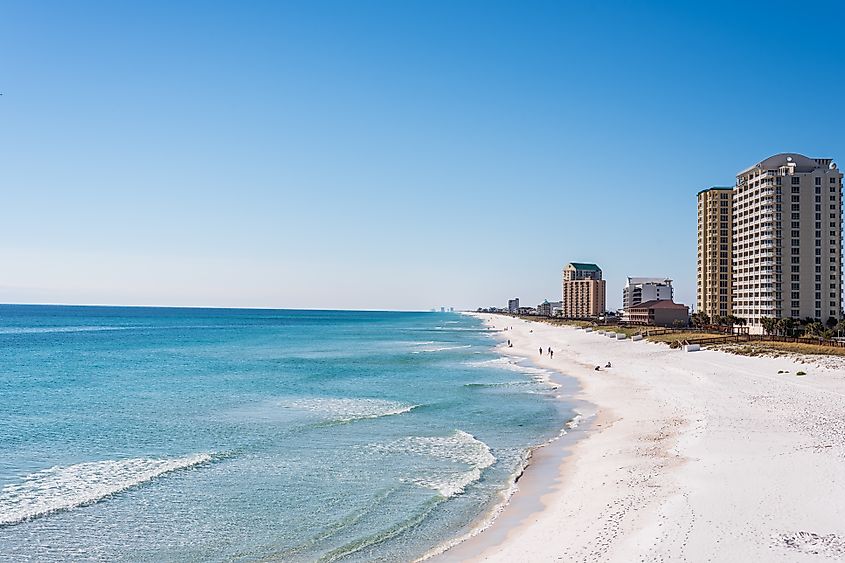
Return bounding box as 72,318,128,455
733,154,842,325
697,187,734,319
561,262,606,318
622,277,674,310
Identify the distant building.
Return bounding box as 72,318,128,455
517,306,537,316
440,307,445,313
508,298,520,313
623,277,673,310
561,262,606,318
536,300,562,317
627,299,690,327
448,307,454,312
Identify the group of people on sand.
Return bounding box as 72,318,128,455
495,321,611,371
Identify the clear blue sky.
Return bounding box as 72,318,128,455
2,0,843,310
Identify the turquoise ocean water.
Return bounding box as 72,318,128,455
0,306,572,561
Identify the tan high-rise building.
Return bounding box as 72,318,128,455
697,187,733,319
733,154,843,326
561,262,606,318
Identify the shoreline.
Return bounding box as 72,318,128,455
428,313,596,561
421,314,591,561
437,312,845,562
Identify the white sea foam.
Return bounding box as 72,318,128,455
466,357,547,375
0,326,135,335
373,430,495,498
463,381,533,389
466,357,558,388
287,398,418,423
0,454,212,526
416,448,532,562
566,414,583,430
417,413,585,560
411,344,472,353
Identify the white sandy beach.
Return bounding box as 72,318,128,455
444,313,845,562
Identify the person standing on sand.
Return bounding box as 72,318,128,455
539,347,542,356
550,349,554,359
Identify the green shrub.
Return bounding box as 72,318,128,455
796,371,806,376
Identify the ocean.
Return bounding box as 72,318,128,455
0,306,572,562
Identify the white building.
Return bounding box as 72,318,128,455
732,154,843,326
622,277,674,310
537,300,563,317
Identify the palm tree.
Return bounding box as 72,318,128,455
805,321,826,338
781,317,796,337
761,317,775,335
691,312,709,328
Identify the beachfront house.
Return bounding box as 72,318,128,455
621,277,674,322
626,299,690,327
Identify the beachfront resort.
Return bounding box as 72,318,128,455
481,152,844,337
462,153,845,562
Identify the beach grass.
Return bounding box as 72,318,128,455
716,341,845,358
528,318,593,329
646,331,724,342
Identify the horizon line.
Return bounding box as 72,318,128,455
0,302,453,313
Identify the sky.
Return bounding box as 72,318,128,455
2,0,844,311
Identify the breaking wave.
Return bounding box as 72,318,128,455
0,454,213,526
0,326,136,335
287,398,419,424
372,430,495,498
466,357,558,388
411,344,472,354
463,381,533,388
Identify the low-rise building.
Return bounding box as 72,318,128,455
627,300,690,327
621,277,674,322
537,300,562,317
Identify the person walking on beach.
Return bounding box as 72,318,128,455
549,349,554,359
507,339,511,346
539,347,543,356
